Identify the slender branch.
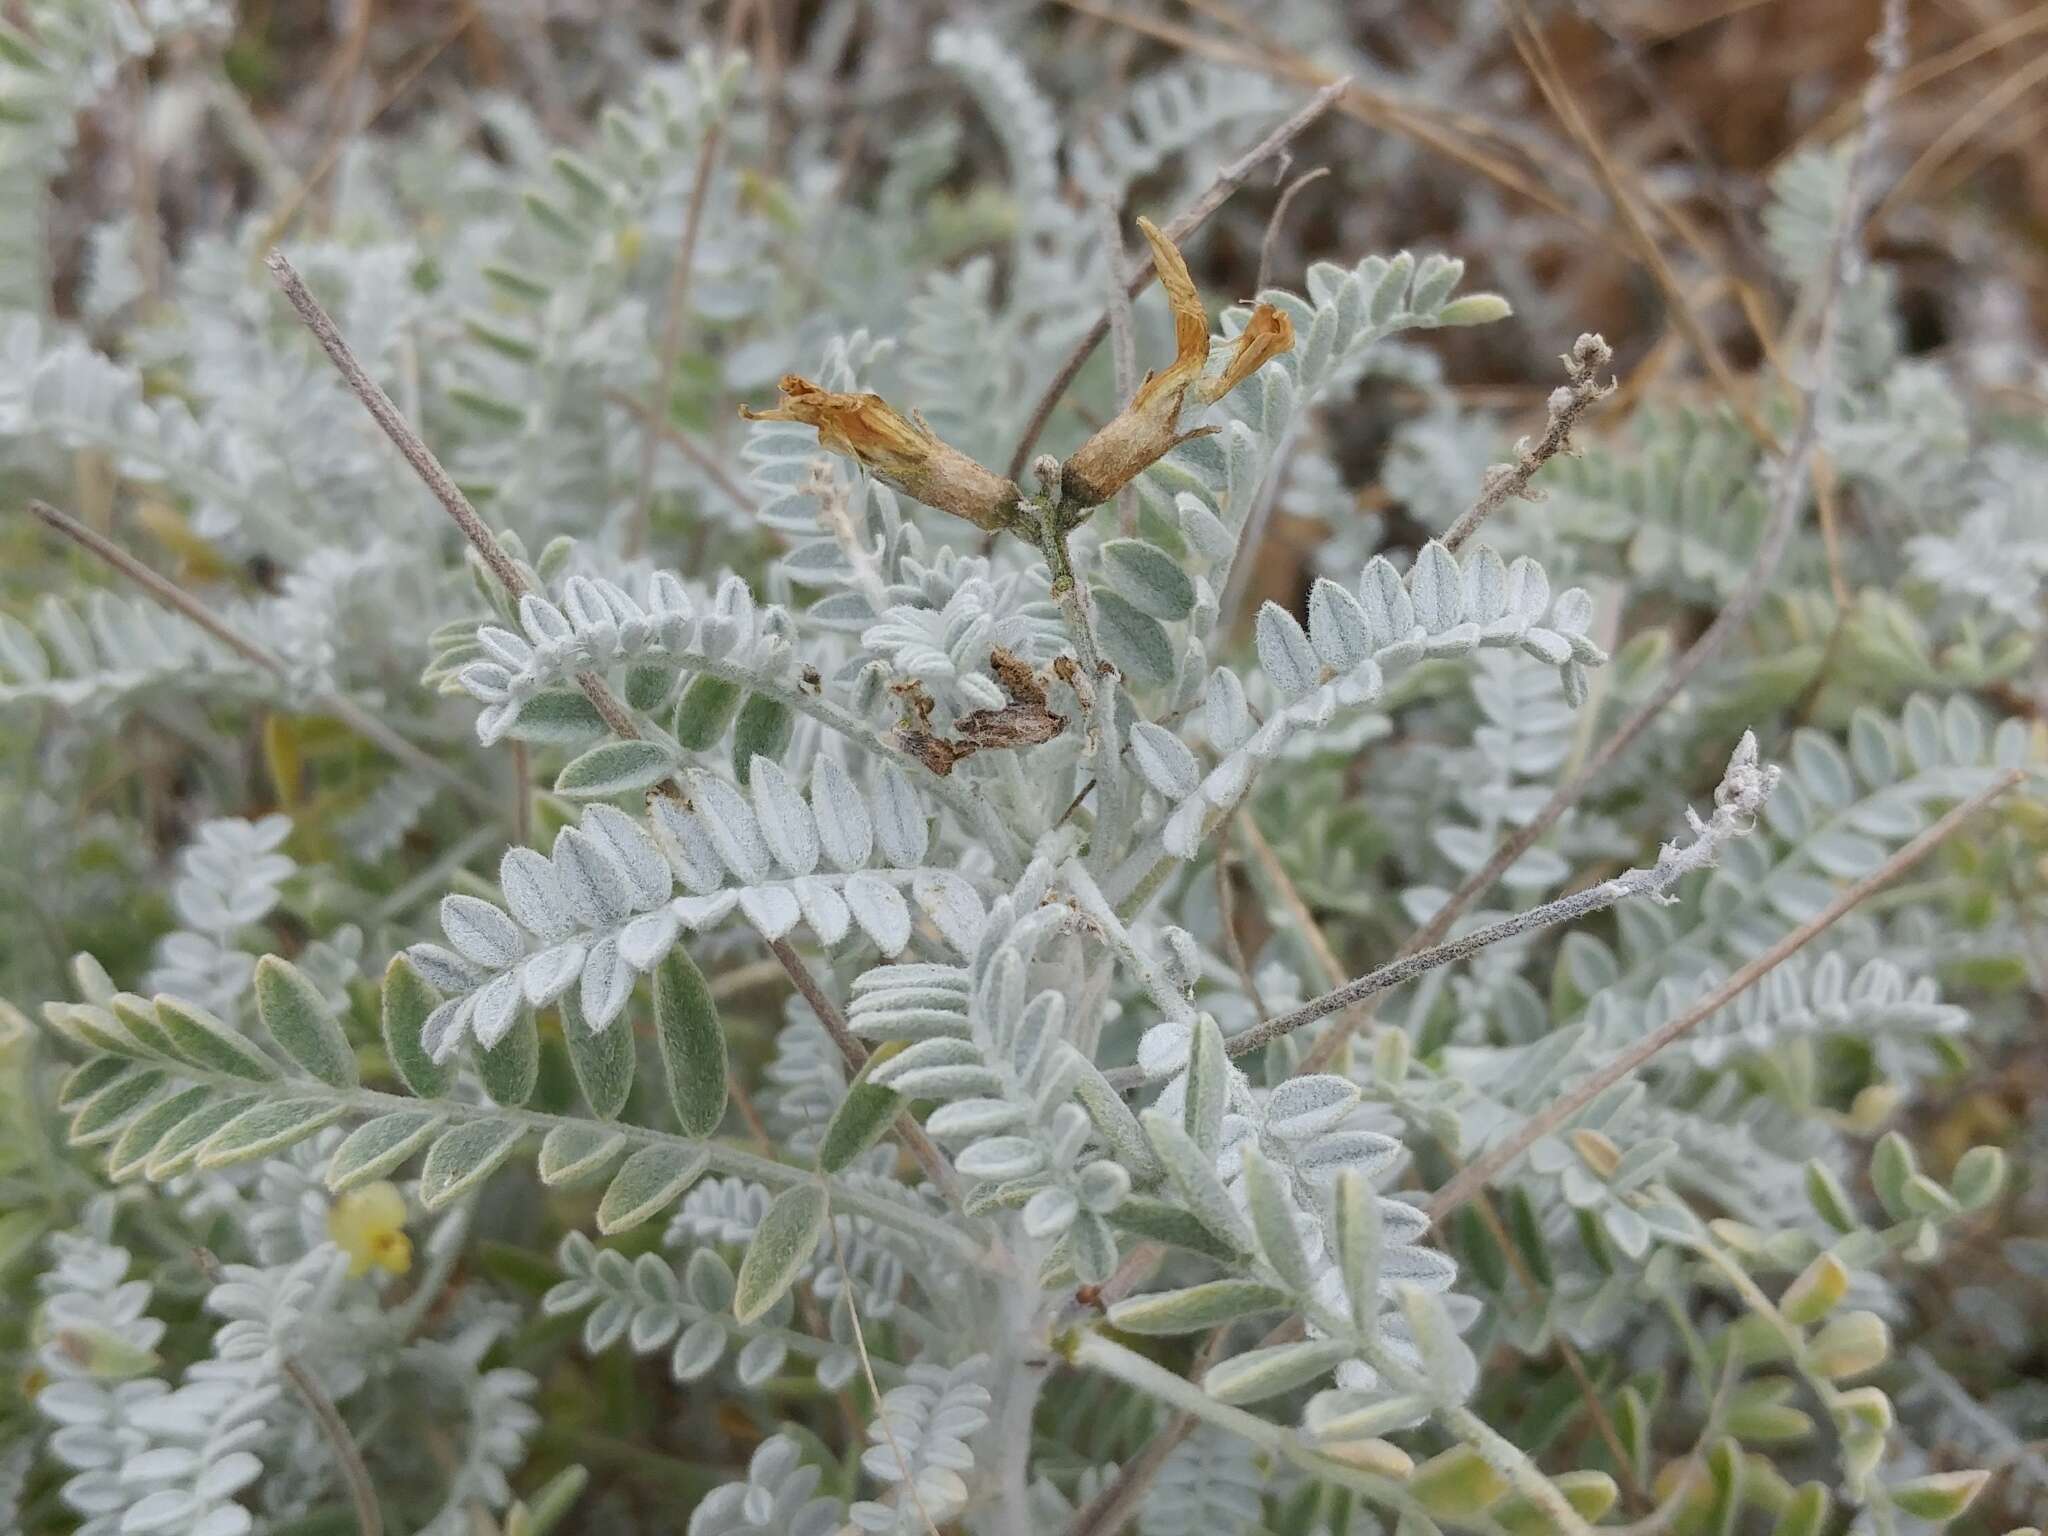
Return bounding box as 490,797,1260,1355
604,387,756,514
265,254,523,596
1106,735,1779,1087
1424,768,2023,1225
1003,76,1350,480
1441,332,1615,552
764,937,961,1208
195,1248,382,1536
1499,0,1776,451
1238,811,1348,992
1064,1413,1199,1536
161,1060,985,1264
1254,164,1330,295
25,500,501,821
264,251,646,748
627,113,729,557
283,1361,382,1535
1381,0,1908,1009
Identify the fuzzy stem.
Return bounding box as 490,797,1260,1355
1062,1330,1426,1516
1107,734,1782,1087
1397,0,1910,989
1425,768,2023,1224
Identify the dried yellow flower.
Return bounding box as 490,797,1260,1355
1062,217,1294,507
328,1182,414,1278
740,375,1023,531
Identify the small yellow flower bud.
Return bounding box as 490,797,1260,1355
329,1182,414,1278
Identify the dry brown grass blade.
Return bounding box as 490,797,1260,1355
255,8,474,260
626,117,727,559
1500,0,1779,449
1877,43,2048,218
1791,0,2048,158
1051,0,1609,239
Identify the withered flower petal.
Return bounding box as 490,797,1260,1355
740,375,1022,531
1129,217,1210,417
1201,302,1295,404
1062,220,1295,510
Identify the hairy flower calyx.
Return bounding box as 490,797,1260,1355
740,375,1025,532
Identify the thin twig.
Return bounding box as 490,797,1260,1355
604,387,756,514
265,251,647,748
194,1248,382,1536
1441,333,1616,552
1363,0,1910,1042
1003,77,1350,481
1107,734,1778,1086
826,1202,943,1536
764,937,961,1208
1238,809,1350,995
25,500,501,821
1424,768,2023,1225
1064,1415,1200,1536
1499,0,1777,451
626,107,729,557
1254,164,1329,294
